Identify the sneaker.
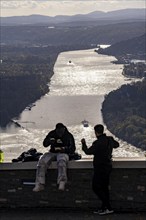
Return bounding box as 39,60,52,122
93,209,102,214
58,181,65,191
98,209,114,215
93,206,106,214
33,184,44,192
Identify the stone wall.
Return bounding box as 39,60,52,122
0,158,146,211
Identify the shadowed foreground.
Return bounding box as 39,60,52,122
1,208,146,220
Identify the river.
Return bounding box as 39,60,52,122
0,48,145,161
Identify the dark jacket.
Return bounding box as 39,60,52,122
43,127,76,155
12,148,43,162
82,134,119,169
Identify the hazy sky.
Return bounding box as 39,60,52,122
1,0,146,17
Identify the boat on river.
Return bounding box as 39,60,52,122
82,120,89,127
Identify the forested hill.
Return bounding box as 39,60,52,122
98,33,146,58
97,27,146,150
1,9,145,129
102,79,146,150
0,44,90,127
1,22,145,46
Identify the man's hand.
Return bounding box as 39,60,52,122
55,147,65,153
81,138,86,145
81,138,87,152
55,147,61,152
49,138,56,145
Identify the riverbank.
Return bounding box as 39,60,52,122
0,44,94,128
1,48,145,161
0,46,58,127
101,78,146,152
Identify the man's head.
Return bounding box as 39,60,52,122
94,124,104,137
55,123,66,137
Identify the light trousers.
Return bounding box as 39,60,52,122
35,152,69,185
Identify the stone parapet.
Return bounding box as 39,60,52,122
0,158,146,211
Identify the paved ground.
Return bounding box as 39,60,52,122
1,208,146,220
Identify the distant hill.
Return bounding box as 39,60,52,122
1,8,145,26
98,33,146,56
1,21,145,46
87,8,145,20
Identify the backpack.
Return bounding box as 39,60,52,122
12,148,43,162
69,152,82,160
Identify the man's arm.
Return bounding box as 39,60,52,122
108,136,119,149
81,138,96,155
63,133,76,154
43,132,55,147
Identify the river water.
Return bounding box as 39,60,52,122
0,48,145,161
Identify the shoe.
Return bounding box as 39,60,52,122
93,206,106,214
33,184,44,192
93,209,102,214
58,181,65,191
98,209,114,215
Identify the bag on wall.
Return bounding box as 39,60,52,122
69,152,82,160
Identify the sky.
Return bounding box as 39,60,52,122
1,0,146,17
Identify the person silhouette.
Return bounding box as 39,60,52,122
33,123,76,192
81,124,119,215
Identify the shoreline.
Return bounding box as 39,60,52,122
0,44,94,128
1,48,145,161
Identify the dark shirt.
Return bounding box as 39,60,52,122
43,128,76,155
82,134,119,169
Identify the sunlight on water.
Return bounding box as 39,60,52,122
1,125,144,162
0,48,145,161
50,50,124,96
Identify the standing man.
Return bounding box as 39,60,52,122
81,124,119,215
33,123,76,192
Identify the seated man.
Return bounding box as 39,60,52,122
33,123,76,192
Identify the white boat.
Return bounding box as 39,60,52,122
82,120,89,127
